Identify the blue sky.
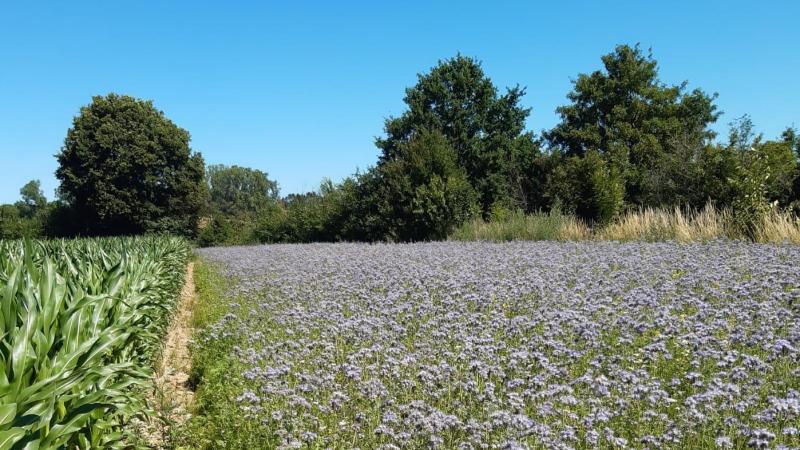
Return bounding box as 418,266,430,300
1,1,798,204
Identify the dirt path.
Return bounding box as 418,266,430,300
142,262,196,448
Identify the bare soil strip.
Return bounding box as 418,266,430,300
142,262,196,448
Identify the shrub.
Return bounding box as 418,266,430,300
197,214,235,247
450,209,590,242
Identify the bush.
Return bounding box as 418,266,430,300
253,205,290,243
729,149,772,237
0,204,48,239
372,129,480,241
450,209,590,242
197,214,235,247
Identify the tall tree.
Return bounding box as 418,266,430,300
546,44,720,212
15,179,47,218
376,55,536,212
55,94,206,236
206,164,279,216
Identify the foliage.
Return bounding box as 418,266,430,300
281,192,334,242
251,177,360,243
729,147,773,237
0,236,189,449
9,46,800,244
588,152,625,224
376,55,538,213
55,94,206,237
374,129,479,240
544,151,623,223
545,44,720,219
786,127,800,213
0,204,26,239
251,204,290,244
206,164,278,217
754,139,797,206
0,181,50,240
41,201,83,238
15,180,47,219
197,214,236,247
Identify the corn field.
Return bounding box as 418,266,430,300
0,236,189,449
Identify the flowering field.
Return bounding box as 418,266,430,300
194,242,800,449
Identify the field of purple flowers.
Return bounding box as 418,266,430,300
195,242,800,449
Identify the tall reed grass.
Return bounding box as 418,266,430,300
451,205,800,244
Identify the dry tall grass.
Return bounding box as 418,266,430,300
451,205,800,244
755,210,800,244
598,206,736,242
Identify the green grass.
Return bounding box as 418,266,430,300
176,259,276,449
450,210,590,242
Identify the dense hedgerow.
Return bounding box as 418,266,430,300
191,242,800,449
0,236,189,449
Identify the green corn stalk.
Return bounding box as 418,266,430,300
0,236,189,449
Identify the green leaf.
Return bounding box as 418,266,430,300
0,428,25,450
0,404,15,427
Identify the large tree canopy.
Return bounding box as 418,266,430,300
376,55,537,212
55,94,206,236
544,44,720,218
206,164,279,216
547,44,719,160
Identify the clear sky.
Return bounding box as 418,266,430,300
1,1,798,204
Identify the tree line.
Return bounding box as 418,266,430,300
2,44,799,243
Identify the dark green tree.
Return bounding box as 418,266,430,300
0,204,24,239
376,129,478,240
55,94,206,236
545,151,623,223
0,180,50,239
337,168,396,242
250,177,364,244
638,132,712,208
545,44,720,214
197,214,235,247
206,164,279,216
377,55,536,213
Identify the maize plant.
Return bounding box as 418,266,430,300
0,236,189,449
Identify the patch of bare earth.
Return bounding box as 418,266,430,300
138,262,197,448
